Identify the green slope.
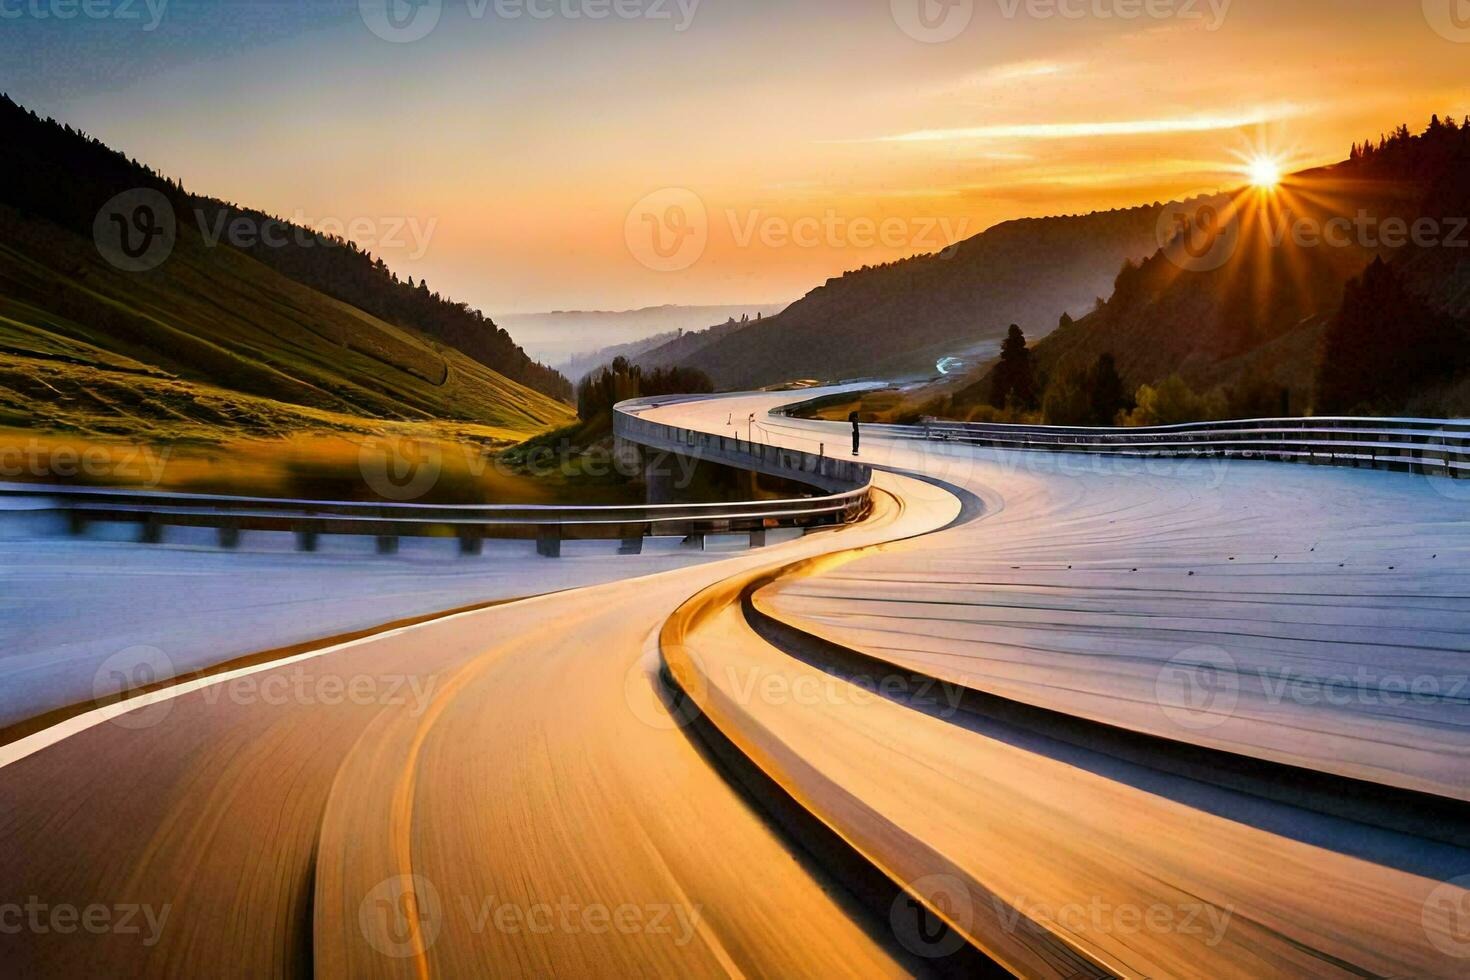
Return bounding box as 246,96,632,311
0,202,573,441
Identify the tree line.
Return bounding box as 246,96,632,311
970,323,1289,427
576,357,714,422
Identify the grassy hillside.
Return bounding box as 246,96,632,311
0,203,572,441
0,94,573,449
655,203,1172,389
0,94,571,403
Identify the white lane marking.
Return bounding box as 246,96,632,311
0,594,568,772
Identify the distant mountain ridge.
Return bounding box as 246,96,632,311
555,330,684,383
651,203,1174,389
631,319,750,373
503,303,788,368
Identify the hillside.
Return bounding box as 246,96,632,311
656,203,1173,389
0,96,575,450
0,94,571,408
631,318,752,373
961,118,1470,417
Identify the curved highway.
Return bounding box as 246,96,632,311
2,386,1468,978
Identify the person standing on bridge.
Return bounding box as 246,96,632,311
849,410,861,457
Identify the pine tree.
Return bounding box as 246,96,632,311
990,325,1037,410
1317,258,1463,413
1087,353,1129,425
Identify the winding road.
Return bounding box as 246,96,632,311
2,387,1468,978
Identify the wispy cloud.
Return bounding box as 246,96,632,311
928,60,1078,99
863,105,1305,144
977,60,1072,84
987,59,1070,80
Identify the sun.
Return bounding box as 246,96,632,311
1246,156,1283,190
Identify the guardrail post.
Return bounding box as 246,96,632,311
376,535,399,556
619,529,645,555
458,532,484,557
296,527,319,553
140,514,163,545
537,526,562,558
67,511,87,536
749,528,767,549
682,532,706,551
217,524,240,549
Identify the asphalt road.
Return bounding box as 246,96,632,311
3,387,1468,978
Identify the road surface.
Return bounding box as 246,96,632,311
2,386,1467,978
0,514,793,736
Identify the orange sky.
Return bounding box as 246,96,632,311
13,0,1470,315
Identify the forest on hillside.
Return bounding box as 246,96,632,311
940,117,1470,424
0,94,570,402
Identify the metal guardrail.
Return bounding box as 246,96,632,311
1,480,870,557
918,416,1470,477
768,384,1469,478
0,404,874,557
614,402,872,493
